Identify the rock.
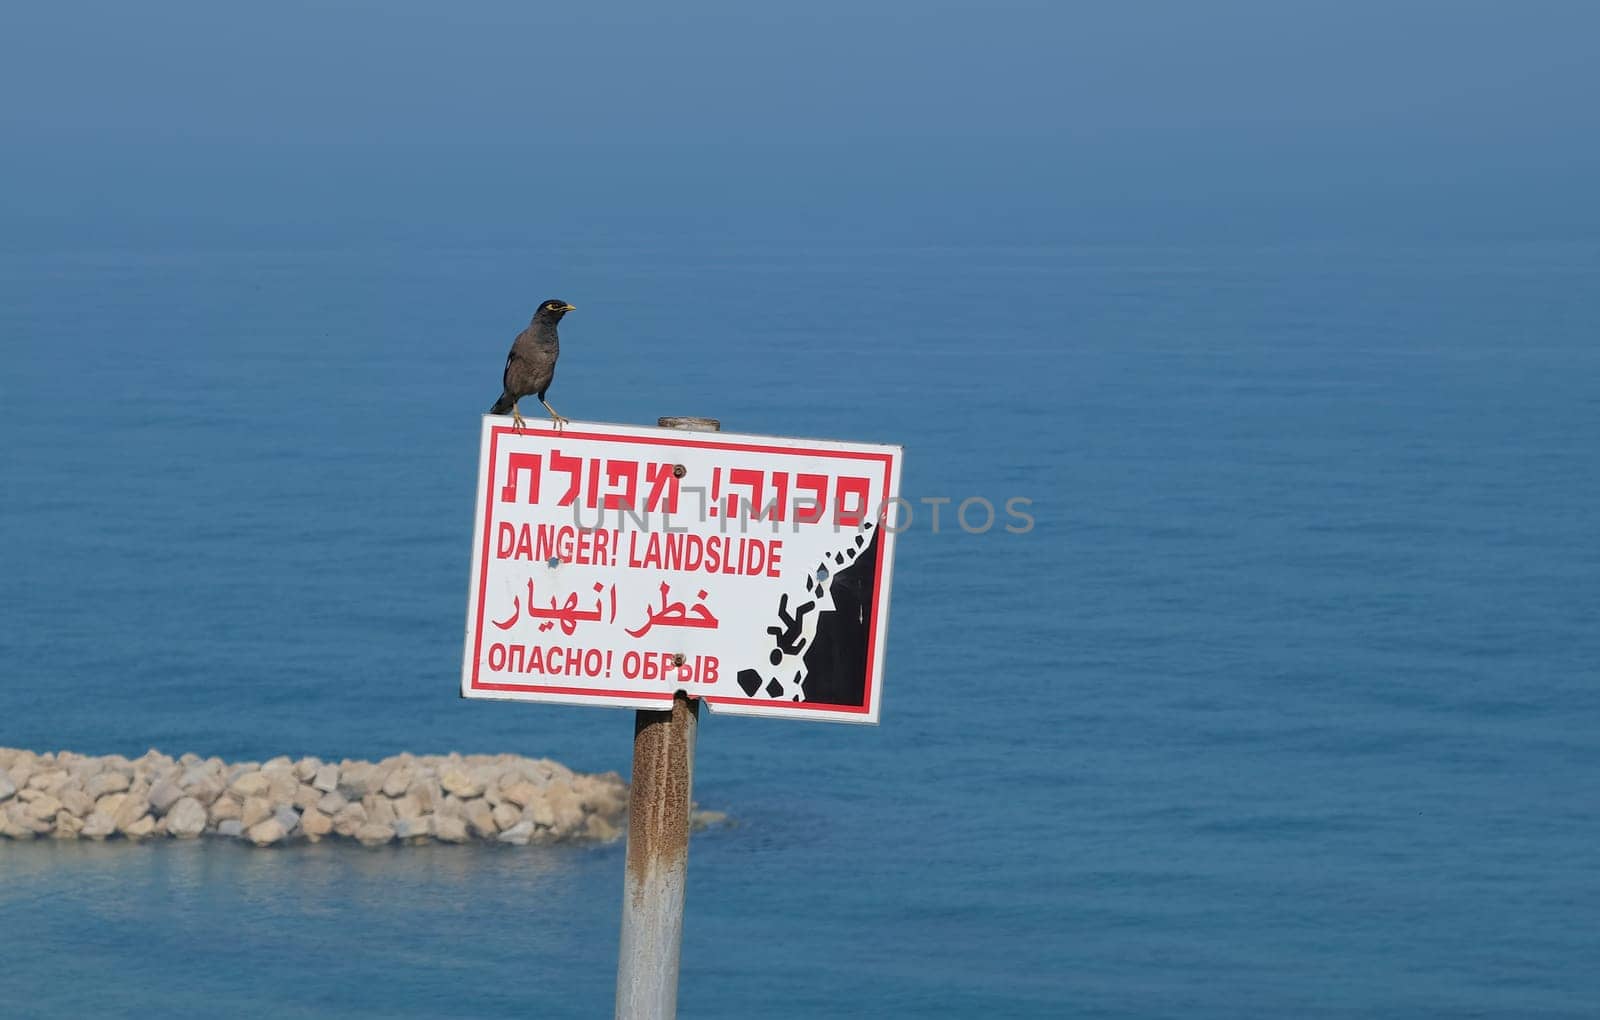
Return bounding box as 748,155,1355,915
26,794,63,823
86,771,131,799
381,768,413,798
0,747,700,849
8,762,36,790
114,792,151,833
434,815,469,843
407,778,440,813
230,771,271,799
135,749,174,773
29,768,69,792
241,797,273,828
494,770,520,790
545,782,586,834
394,816,433,841
332,805,366,837
4,803,46,837
501,781,542,808
585,815,620,842
440,768,484,799
209,796,243,823
312,764,340,793
266,770,299,804
465,800,498,839
691,810,729,831
524,799,555,829
272,806,300,835
473,765,504,792
436,796,466,821
576,775,627,815
179,768,225,805
492,801,521,831
148,780,184,816
8,815,37,839
367,797,396,827
338,762,378,798
167,798,207,838
300,807,332,840
58,787,95,818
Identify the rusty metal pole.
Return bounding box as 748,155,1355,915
615,415,718,1020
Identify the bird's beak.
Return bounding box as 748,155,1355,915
560,304,577,312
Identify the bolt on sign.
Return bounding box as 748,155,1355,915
462,419,904,724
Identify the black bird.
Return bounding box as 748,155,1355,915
489,299,575,430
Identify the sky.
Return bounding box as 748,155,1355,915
2,0,1596,243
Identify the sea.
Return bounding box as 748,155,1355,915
2,237,1598,1017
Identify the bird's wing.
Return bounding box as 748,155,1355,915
501,346,518,391
502,328,534,392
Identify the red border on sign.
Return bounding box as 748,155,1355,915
469,426,895,715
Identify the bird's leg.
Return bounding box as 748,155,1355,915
510,403,527,433
540,398,569,431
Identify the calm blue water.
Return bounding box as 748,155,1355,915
2,239,1598,1017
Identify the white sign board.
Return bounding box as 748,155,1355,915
462,418,903,724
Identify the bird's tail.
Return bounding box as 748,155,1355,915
489,392,515,415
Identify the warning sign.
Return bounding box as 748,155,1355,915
461,419,903,724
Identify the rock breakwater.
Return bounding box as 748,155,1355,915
0,747,635,847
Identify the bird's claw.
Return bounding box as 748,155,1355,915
511,409,527,433
541,400,568,431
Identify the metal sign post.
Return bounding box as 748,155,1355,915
615,417,717,1020
616,690,699,1019
460,411,903,1017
